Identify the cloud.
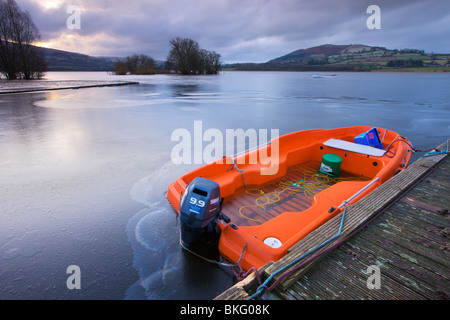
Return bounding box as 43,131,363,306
16,0,450,63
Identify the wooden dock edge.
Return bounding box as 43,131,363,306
214,140,449,300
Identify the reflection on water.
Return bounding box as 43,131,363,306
0,71,448,300
125,206,182,300
126,162,234,299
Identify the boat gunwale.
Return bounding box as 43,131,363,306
166,126,413,270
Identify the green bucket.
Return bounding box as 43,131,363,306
318,153,342,177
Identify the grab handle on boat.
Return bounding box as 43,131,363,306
338,177,380,209
229,156,247,187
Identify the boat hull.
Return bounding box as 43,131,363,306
167,126,412,270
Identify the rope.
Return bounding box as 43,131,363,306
245,141,449,300
178,231,235,268
245,176,380,300
246,205,349,300
263,143,448,295
421,139,449,158
232,243,262,282
237,171,368,223
385,136,448,159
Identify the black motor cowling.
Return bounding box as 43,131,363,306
179,177,223,248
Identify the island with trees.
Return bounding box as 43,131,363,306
111,37,222,76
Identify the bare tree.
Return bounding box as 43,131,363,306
134,54,155,74
112,60,128,75
0,0,19,79
167,37,221,75
0,0,46,80
125,54,139,75
112,54,156,75
17,11,45,79
200,49,221,75
166,37,201,75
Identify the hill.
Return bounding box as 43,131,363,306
225,44,450,72
36,46,118,71
36,43,450,73
269,44,390,64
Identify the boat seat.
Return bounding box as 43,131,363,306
324,138,386,157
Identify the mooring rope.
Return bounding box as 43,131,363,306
178,229,235,268
245,142,449,300
246,205,349,300
245,177,380,300
421,139,449,158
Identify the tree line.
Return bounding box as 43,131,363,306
386,59,424,68
112,37,222,75
226,62,374,72
1,1,221,80
112,54,161,75
0,0,46,79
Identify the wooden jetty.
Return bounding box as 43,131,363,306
0,80,139,95
215,140,449,300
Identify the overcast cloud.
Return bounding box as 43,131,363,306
15,0,450,63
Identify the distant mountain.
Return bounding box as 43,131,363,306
36,43,449,73
268,44,390,64
225,44,449,72
36,46,119,71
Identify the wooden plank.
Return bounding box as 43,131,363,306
405,165,450,210
344,235,448,299
213,262,273,300
381,207,450,256
276,204,449,300
277,242,428,300
216,141,448,300
399,197,446,215
263,142,448,292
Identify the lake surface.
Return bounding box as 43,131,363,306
0,71,449,300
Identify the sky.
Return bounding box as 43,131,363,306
15,0,450,63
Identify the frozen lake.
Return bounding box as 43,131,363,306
0,71,449,299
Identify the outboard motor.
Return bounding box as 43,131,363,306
179,177,223,248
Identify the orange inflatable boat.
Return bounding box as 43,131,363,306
167,126,412,271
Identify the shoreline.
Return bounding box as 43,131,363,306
0,79,139,94
223,68,450,73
